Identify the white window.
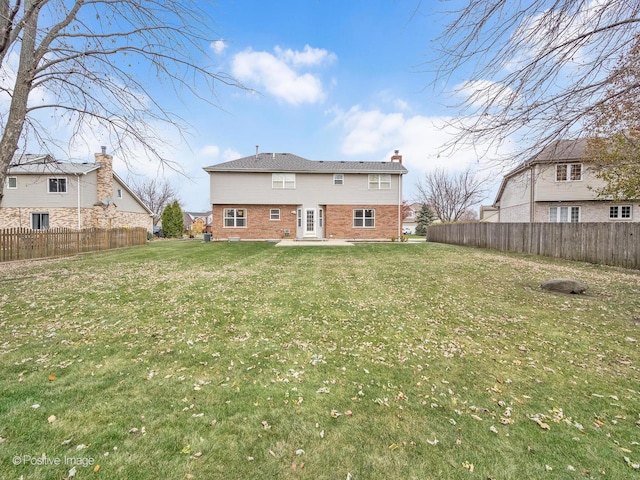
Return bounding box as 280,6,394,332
7,177,17,189
318,208,323,228
272,173,295,189
224,208,246,227
48,177,67,193
297,209,302,228
354,209,375,227
270,208,280,221
556,164,582,182
549,206,580,223
609,205,632,220
333,174,344,185
368,174,391,189
31,212,49,230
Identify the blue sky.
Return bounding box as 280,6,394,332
57,1,507,211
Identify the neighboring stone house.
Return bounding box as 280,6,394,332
1,149,153,231
203,151,408,240
491,139,639,223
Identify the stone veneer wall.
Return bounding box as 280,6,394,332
325,204,400,240
0,207,151,230
210,205,297,240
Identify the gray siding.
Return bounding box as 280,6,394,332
498,169,531,222
534,164,606,201
113,178,149,213
3,172,97,208
210,171,402,205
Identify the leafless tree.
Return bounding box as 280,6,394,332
415,167,488,223
0,0,245,204
129,177,179,226
432,0,640,165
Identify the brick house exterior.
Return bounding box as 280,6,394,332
204,152,407,240
1,149,153,231
492,139,640,223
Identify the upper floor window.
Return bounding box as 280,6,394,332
610,205,631,220
224,208,246,227
556,164,582,182
549,206,580,223
7,176,17,189
368,174,391,190
333,174,344,185
116,188,123,199
48,177,67,193
272,173,295,189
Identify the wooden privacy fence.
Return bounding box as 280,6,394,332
426,222,640,270
0,227,148,262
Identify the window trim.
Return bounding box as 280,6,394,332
333,174,344,185
270,208,281,221
609,205,632,220
549,205,580,223
31,212,50,230
272,173,296,189
7,176,17,189
555,163,582,182
48,177,67,193
353,208,375,228
368,174,391,190
223,208,247,228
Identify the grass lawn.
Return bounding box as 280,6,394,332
0,240,638,479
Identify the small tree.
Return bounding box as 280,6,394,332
415,203,435,236
415,167,488,223
130,178,179,226
161,201,184,238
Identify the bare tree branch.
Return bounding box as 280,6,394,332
0,0,248,204
415,167,489,222
431,0,640,165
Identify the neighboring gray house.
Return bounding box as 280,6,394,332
203,151,408,240
492,139,639,223
1,149,153,231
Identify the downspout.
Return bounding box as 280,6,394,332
77,173,81,229
530,164,535,222
398,171,402,241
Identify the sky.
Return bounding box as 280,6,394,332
28,0,513,212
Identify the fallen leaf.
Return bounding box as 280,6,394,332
49,374,56,381
93,464,100,473
48,415,56,423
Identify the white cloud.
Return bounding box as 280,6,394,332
210,40,227,55
333,106,512,203
274,45,336,67
201,145,220,156
231,45,336,105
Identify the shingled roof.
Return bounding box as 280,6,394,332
203,152,408,174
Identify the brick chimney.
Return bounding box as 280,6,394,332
391,149,402,164
95,146,113,203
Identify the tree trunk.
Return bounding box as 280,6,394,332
0,0,39,205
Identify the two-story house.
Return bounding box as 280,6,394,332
203,151,408,240
0,148,153,231
492,139,639,222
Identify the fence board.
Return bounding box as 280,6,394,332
0,227,147,262
426,223,640,270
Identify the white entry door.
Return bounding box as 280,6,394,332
304,208,316,237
